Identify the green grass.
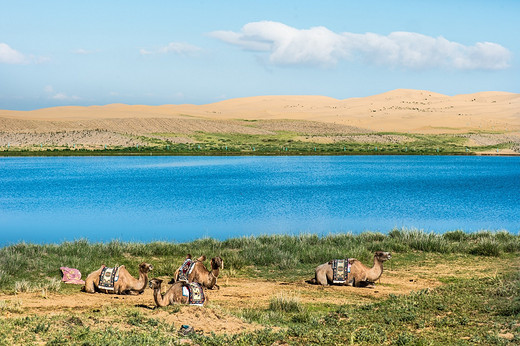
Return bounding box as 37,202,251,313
1,230,519,290
2,131,517,156
0,230,519,344
0,271,518,344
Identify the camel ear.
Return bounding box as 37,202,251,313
220,258,224,270
197,255,206,262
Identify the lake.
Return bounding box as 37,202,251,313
1,155,519,245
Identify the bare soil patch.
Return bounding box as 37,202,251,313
1,256,510,335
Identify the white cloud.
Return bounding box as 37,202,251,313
73,48,96,55
209,21,511,70
0,43,28,64
140,42,202,56
44,85,80,101
0,43,49,64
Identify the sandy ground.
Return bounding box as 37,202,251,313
0,256,512,335
1,89,519,151
1,89,519,134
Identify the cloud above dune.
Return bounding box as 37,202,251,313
209,21,511,70
0,43,29,64
140,42,202,56
0,43,49,64
44,85,80,101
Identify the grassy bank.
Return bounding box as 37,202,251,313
1,230,519,345
1,131,517,156
1,229,519,290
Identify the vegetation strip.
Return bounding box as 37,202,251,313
1,230,519,344
1,130,518,156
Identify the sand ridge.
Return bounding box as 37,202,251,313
1,89,519,134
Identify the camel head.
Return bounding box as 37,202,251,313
139,262,154,273
196,255,207,262
211,256,224,270
148,278,163,289
374,251,392,262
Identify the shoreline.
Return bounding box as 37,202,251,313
2,150,519,157
1,228,518,248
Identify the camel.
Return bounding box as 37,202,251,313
173,255,224,290
309,251,391,287
82,262,153,294
149,278,207,307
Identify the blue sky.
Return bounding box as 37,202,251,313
1,0,518,110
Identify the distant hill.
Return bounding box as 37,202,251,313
1,89,519,134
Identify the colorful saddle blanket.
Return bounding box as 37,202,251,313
60,267,85,285
98,266,121,290
182,282,205,306
332,259,350,284
177,259,196,282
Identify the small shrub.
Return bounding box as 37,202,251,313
14,280,32,293
166,304,181,314
353,325,387,344
469,239,500,257
291,310,312,323
388,229,403,239
40,277,61,292
0,299,23,313
443,230,467,242
394,332,417,345
269,294,303,313
127,310,144,326
32,322,51,333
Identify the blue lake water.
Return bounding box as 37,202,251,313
0,155,519,245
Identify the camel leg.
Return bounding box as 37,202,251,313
82,276,97,293
316,271,329,286
82,279,96,293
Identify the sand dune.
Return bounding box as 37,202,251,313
1,89,519,134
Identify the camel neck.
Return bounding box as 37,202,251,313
209,268,219,284
152,288,168,307
136,271,148,291
365,257,384,282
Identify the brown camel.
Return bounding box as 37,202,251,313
309,251,391,287
149,278,207,307
173,255,224,290
82,262,153,294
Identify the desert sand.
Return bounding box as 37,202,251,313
1,89,519,150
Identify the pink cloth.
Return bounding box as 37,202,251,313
60,266,85,285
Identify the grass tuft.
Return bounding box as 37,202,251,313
269,293,304,313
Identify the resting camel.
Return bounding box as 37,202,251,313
173,255,224,290
149,278,207,307
309,251,391,287
82,262,153,294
